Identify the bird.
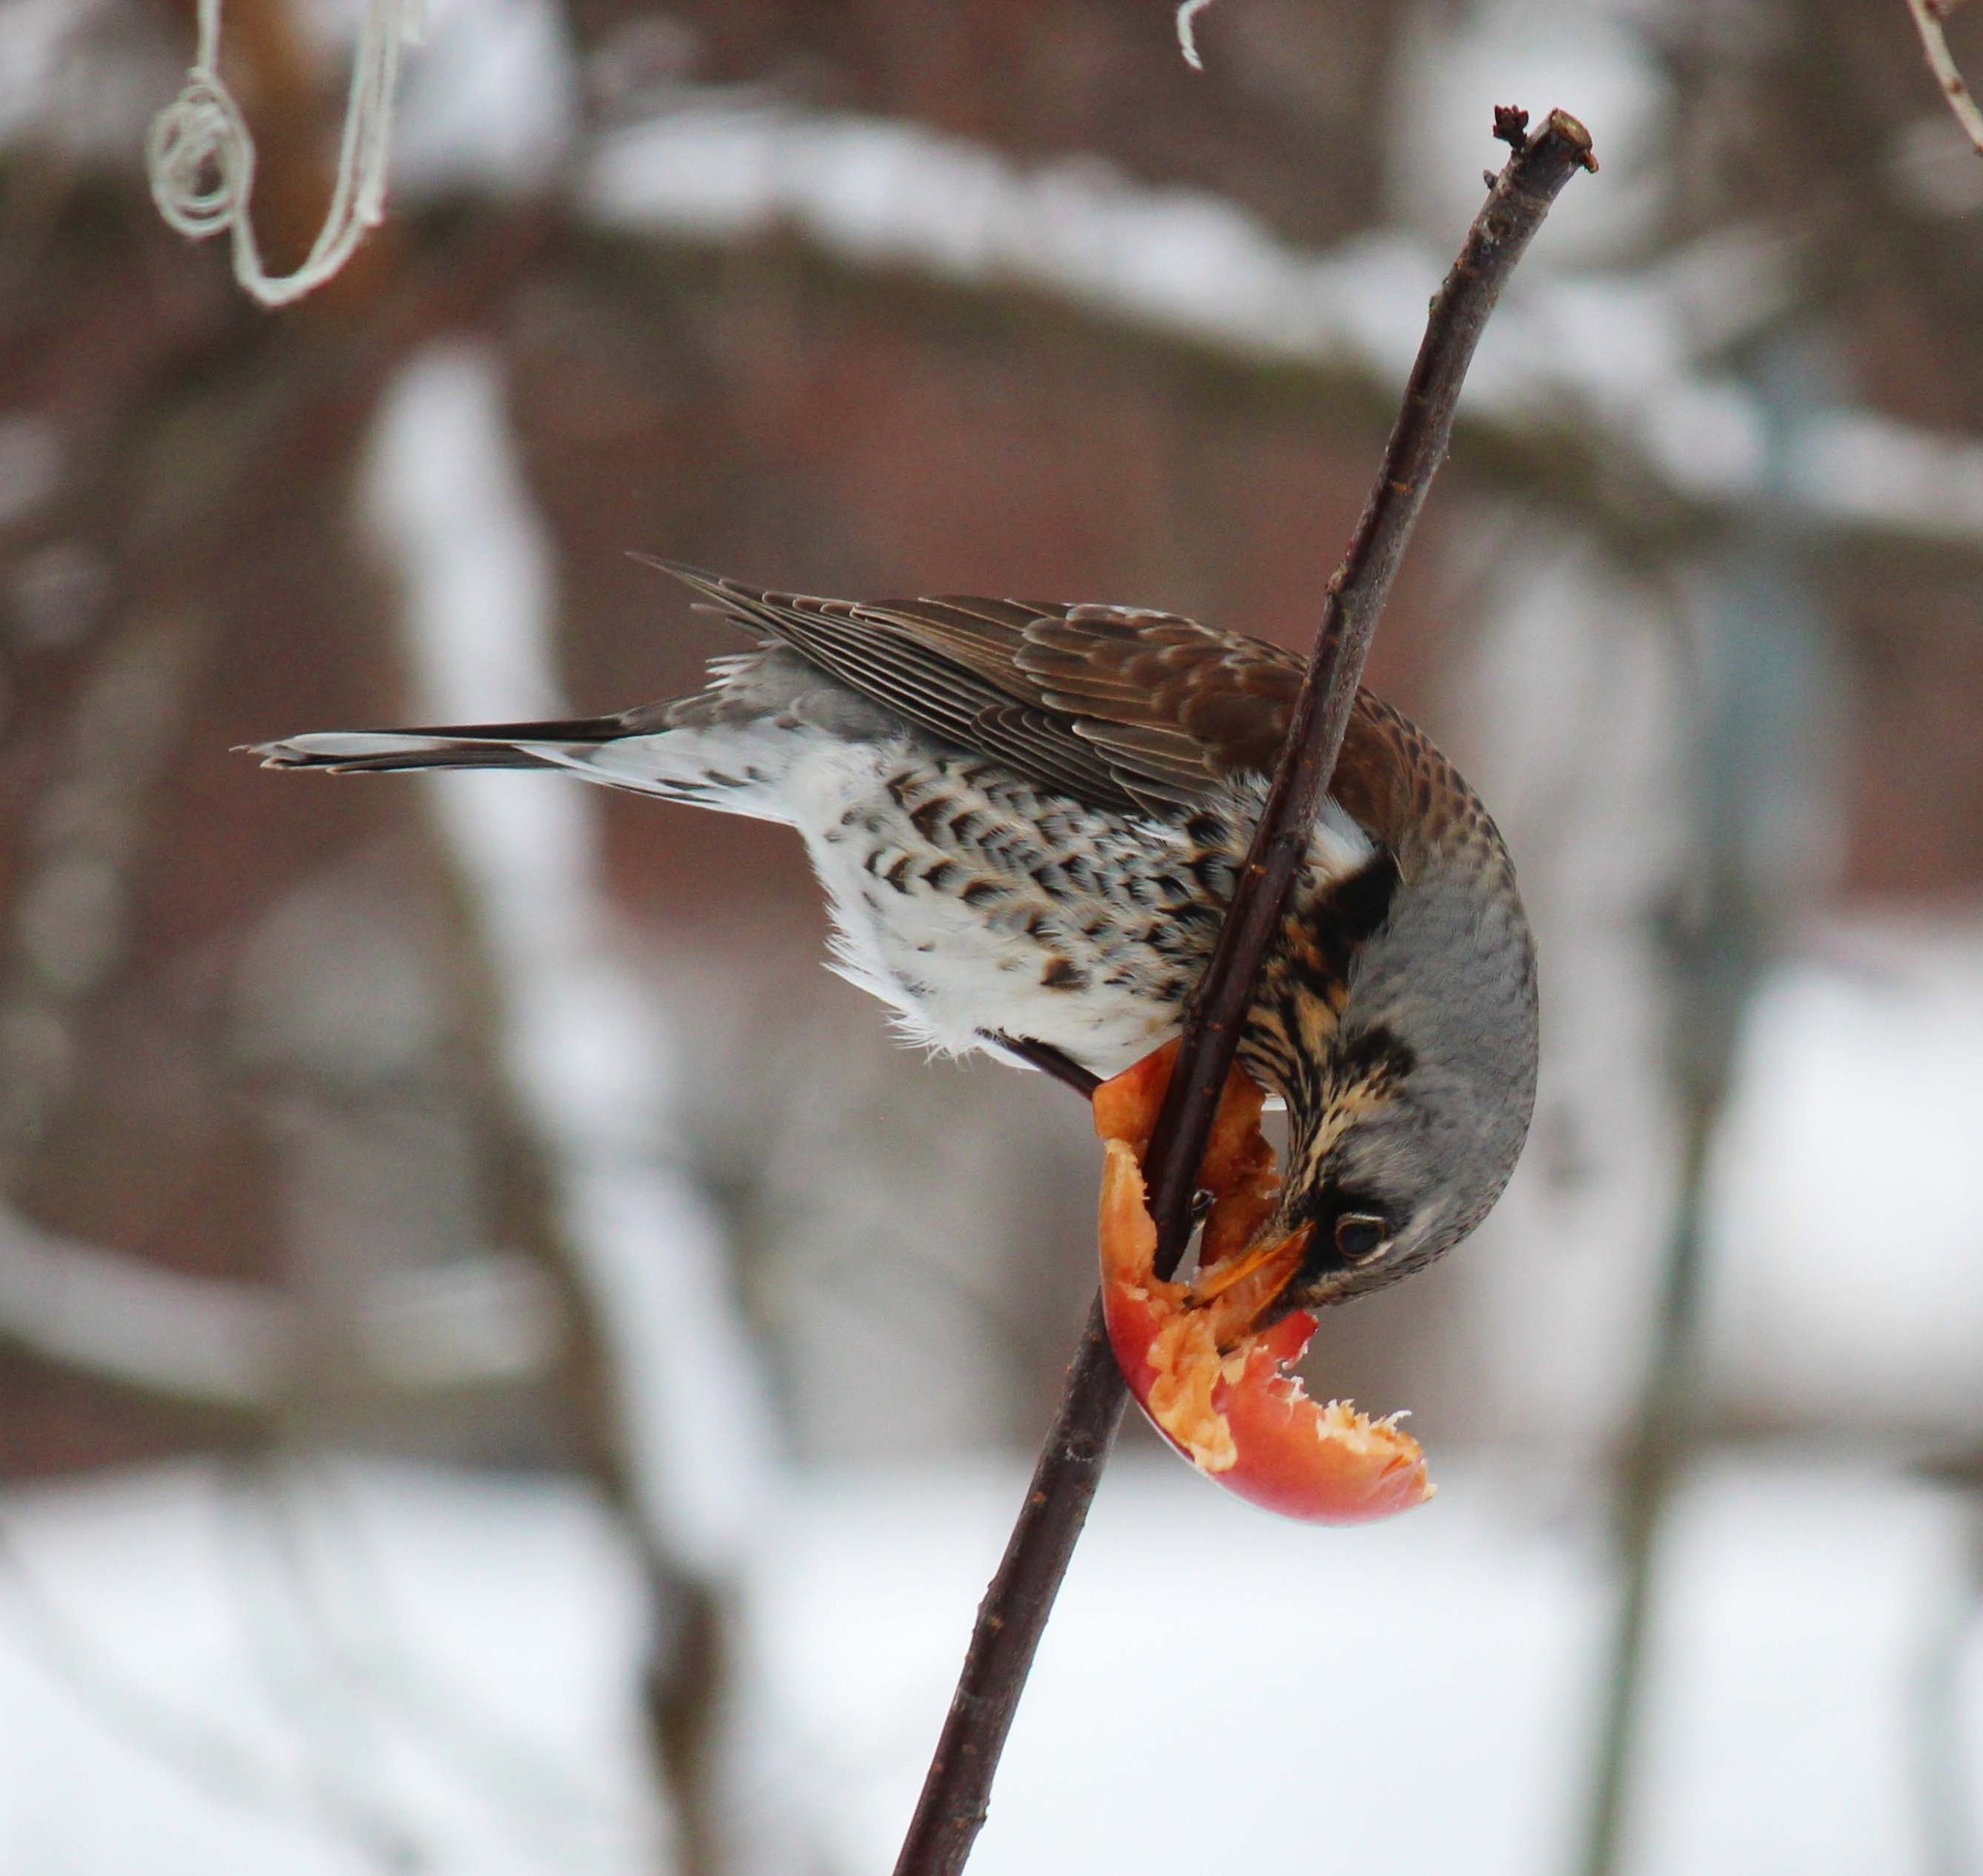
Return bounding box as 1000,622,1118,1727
254,563,1539,1322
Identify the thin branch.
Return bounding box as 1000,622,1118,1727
1141,104,1595,1273
893,106,1596,1876
1907,0,1983,156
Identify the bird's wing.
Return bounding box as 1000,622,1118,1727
654,563,1308,817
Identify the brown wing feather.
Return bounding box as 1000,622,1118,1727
656,563,1319,818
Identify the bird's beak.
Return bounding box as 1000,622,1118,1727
1089,1033,1312,1345
1185,1224,1311,1348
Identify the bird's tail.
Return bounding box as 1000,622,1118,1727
249,678,805,824
253,559,829,822
250,716,630,776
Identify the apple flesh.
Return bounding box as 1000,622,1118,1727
1095,1042,1432,1524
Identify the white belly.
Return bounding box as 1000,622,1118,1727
782,740,1197,1074
547,711,1372,1081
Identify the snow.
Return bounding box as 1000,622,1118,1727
0,1457,663,1876
1789,409,1983,540
1,1448,1978,1874
3,9,1979,1867
1622,1460,1971,1876
745,1457,1602,1876
1706,918,1983,1432
746,1454,1983,1876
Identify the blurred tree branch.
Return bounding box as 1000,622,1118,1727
1907,0,1983,156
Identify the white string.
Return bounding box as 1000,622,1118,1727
1175,0,1217,71
146,0,424,308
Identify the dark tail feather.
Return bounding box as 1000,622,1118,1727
392,715,631,741
247,716,629,775
254,557,771,777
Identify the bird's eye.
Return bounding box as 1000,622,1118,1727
1334,1214,1388,1265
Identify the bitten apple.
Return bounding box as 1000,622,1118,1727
1095,1042,1432,1524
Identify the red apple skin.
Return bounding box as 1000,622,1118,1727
1204,1315,1433,1524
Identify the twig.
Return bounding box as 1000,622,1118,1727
1907,0,1983,156
1142,106,1594,1275
893,106,1595,1876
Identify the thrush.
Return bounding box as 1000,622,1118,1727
255,565,1539,1317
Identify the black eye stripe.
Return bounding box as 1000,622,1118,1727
1320,850,1400,949
1335,1022,1416,1083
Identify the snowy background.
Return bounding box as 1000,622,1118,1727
2,0,1983,1871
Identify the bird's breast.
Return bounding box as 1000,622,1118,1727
783,741,1386,1083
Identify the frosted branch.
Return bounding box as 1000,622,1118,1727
1175,0,1217,71
1906,0,1983,157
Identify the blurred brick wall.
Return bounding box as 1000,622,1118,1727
6,0,1983,1480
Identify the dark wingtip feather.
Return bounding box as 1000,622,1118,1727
628,555,788,635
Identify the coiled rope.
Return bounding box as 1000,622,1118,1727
146,0,422,307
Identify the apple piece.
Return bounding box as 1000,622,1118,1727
1094,1047,1432,1525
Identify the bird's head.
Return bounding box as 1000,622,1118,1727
1260,840,1540,1317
